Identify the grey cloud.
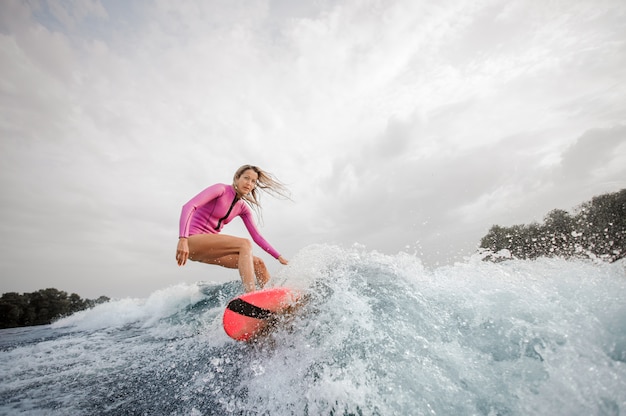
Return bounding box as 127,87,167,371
560,125,626,179
2,0,626,298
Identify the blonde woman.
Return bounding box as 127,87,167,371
176,165,289,292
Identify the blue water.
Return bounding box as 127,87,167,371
1,244,625,415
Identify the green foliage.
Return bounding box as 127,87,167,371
480,189,626,263
0,289,110,329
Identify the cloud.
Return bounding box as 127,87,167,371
560,126,626,179
46,0,108,30
1,0,625,297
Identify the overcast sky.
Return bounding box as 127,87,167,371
1,0,625,298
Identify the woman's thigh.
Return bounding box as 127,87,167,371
187,234,249,263
204,254,239,269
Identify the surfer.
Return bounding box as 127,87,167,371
176,165,290,292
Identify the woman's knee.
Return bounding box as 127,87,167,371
253,256,266,268
237,237,253,253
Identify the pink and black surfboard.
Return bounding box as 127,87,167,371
222,287,301,341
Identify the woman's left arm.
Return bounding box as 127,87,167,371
240,209,285,261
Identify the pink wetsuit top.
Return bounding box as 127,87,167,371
179,183,281,259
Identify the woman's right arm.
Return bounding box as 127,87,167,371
177,183,224,266
176,237,189,266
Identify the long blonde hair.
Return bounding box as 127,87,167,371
233,165,290,215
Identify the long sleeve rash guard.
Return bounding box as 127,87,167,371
179,183,281,259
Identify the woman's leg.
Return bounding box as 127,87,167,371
253,256,270,287
206,254,270,290
187,234,269,292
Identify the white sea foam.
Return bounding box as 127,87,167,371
1,244,625,415
51,282,210,331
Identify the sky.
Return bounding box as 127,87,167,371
1,0,625,299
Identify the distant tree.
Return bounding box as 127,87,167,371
479,225,508,253
85,295,111,308
27,288,71,325
0,292,28,328
69,293,87,313
479,189,625,262
543,209,575,256
575,189,626,260
0,289,110,329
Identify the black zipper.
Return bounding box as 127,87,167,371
214,195,239,230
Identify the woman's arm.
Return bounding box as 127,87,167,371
177,184,225,267
239,208,283,260
176,237,189,266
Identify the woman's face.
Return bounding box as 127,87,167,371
235,169,258,195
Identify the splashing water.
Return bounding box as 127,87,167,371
1,244,625,415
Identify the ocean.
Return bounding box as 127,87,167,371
1,244,625,415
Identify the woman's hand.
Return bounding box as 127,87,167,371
278,256,289,265
176,238,189,266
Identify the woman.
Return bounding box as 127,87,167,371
176,165,289,292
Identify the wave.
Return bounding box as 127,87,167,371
2,244,625,415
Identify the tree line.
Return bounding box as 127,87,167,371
0,288,110,329
479,189,625,262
